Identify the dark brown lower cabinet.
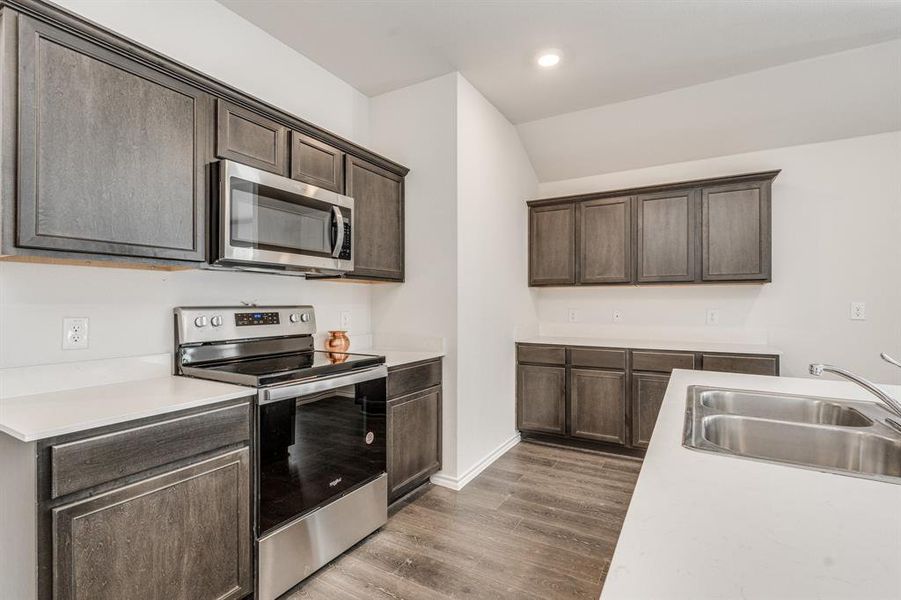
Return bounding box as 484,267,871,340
631,372,671,449
37,399,253,600
570,368,626,444
386,358,443,503
52,449,251,600
515,342,779,456
517,364,566,435
387,387,441,501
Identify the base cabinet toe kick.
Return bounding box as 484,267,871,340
515,343,779,454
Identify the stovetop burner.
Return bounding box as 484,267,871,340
199,350,384,387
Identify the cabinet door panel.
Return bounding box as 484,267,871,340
216,99,288,175
17,16,209,261
702,182,771,281
529,204,575,285
579,197,632,283
570,369,626,444
345,156,404,281
517,365,566,434
290,131,345,193
636,191,695,282
631,372,670,448
387,387,441,501
52,449,251,600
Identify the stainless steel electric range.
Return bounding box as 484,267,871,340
174,305,387,600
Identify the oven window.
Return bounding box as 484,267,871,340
229,178,335,256
257,378,386,535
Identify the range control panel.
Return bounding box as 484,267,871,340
236,311,280,327
175,306,316,345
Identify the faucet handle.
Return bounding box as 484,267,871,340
881,352,901,370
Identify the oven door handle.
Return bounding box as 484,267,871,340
259,364,387,404
330,206,345,258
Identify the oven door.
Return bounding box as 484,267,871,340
218,160,353,274
256,366,386,536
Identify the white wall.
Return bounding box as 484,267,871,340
368,74,461,475
368,73,541,481
534,132,901,383
455,76,538,475
0,263,371,368
518,40,901,181
0,0,375,368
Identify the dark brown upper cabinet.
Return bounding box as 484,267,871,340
9,15,212,263
578,197,632,284
526,171,778,287
290,131,345,193
345,155,405,281
702,180,772,282
529,203,576,285
216,99,288,175
1,3,409,272
636,189,696,283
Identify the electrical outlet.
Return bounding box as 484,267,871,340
706,309,721,326
339,310,352,330
612,310,624,323
63,317,89,350
850,302,866,321
568,309,579,323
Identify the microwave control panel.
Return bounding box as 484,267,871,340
338,220,352,260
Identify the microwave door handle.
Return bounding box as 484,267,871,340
331,206,345,258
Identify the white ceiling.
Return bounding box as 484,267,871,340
218,0,901,124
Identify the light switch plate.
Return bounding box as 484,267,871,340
340,311,352,330
850,302,866,321
63,317,89,350
706,309,721,326
568,309,579,323
612,310,624,323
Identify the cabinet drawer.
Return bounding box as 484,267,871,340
569,347,626,370
387,359,442,399
49,402,251,498
517,345,566,365
632,350,696,373
701,354,779,376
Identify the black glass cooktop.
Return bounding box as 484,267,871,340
200,351,384,386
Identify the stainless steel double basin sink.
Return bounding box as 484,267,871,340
683,387,901,484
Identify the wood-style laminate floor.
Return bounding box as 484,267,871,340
284,441,641,600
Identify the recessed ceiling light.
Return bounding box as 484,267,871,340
536,49,562,68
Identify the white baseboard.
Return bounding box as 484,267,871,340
430,433,521,491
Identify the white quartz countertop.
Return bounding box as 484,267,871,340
0,376,253,442
601,370,901,600
517,335,781,355
358,349,444,368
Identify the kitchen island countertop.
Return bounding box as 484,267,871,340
601,369,901,599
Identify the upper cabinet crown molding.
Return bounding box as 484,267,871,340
528,170,778,287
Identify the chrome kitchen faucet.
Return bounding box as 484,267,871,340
809,353,901,432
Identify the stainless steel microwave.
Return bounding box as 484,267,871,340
211,160,353,275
